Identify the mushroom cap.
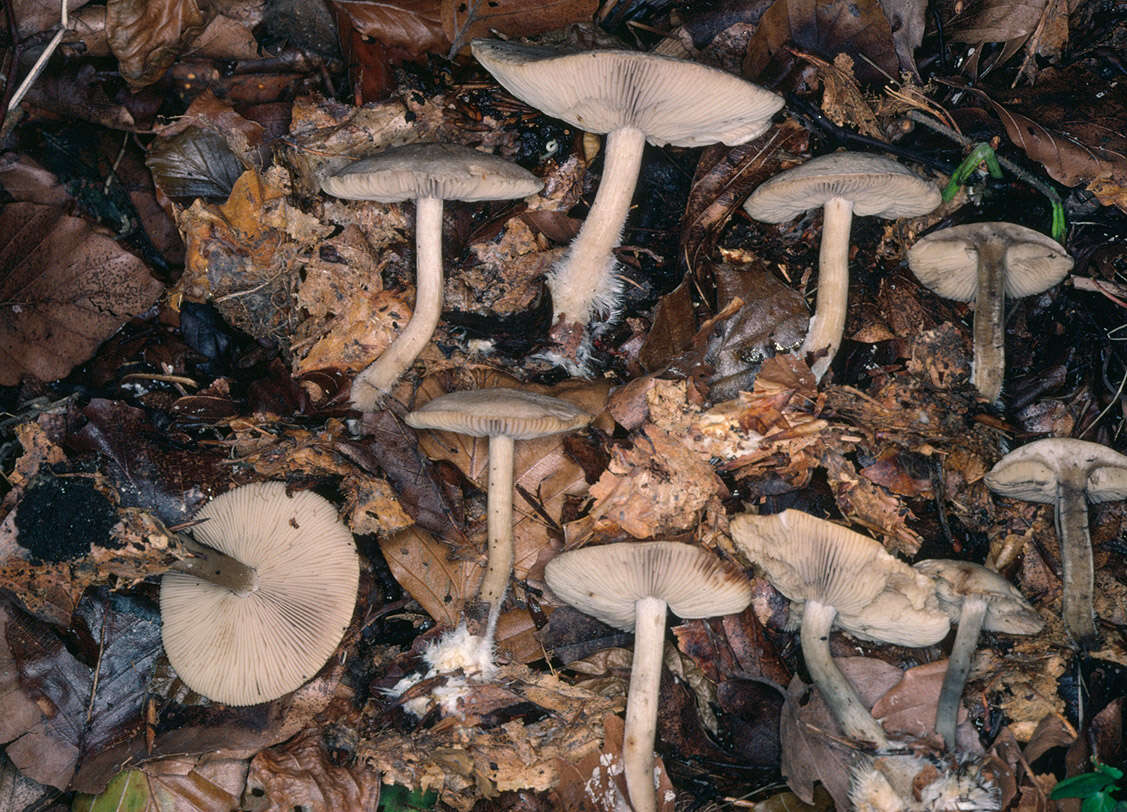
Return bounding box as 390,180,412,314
730,509,949,646
544,541,752,630
985,437,1127,504
161,482,359,705
471,39,783,148
405,387,593,440
321,142,543,203
913,559,1044,634
743,152,941,223
907,222,1072,302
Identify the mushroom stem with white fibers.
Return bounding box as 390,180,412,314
351,196,444,411
1055,470,1097,646
480,432,515,609
801,599,890,748
172,535,259,595
934,594,988,750
547,127,646,335
972,238,1007,402
623,595,666,812
804,196,854,381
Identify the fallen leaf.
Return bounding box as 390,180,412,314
949,0,1046,43
106,0,209,88
244,728,381,811
381,526,482,627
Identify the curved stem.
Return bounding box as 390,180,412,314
802,196,853,381
1055,472,1098,648
478,433,515,610
623,595,666,812
547,127,646,331
351,196,445,411
935,595,987,750
171,534,258,595
972,238,1007,403
801,599,889,748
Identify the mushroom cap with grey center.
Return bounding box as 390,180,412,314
161,482,360,706
907,222,1072,302
743,152,941,223
914,559,1044,634
471,39,784,148
544,541,752,629
405,387,593,440
985,437,1127,504
321,142,543,203
730,509,949,646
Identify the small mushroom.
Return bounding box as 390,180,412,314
322,143,542,411
472,39,783,369
913,559,1043,750
730,509,949,748
743,152,940,381
405,388,592,621
907,222,1072,402
161,482,360,705
985,438,1127,647
544,542,751,812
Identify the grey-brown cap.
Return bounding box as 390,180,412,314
744,152,940,223
908,222,1072,302
161,482,360,705
471,39,783,148
544,541,752,629
914,559,1043,634
405,387,593,440
731,509,949,646
322,142,542,203
985,438,1127,504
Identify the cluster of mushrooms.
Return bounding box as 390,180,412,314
152,34,1127,812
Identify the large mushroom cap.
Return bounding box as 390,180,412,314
471,39,783,148
405,387,593,440
730,510,949,646
544,541,752,629
985,437,1127,504
907,222,1072,302
161,482,360,705
322,142,542,203
743,152,940,223
914,559,1044,634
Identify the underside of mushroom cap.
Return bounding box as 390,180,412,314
322,142,542,203
471,39,783,148
544,541,752,630
914,559,1044,634
161,482,359,706
405,387,593,440
743,152,940,223
985,437,1127,504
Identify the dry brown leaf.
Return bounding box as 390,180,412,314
380,526,482,627
106,0,209,88
949,0,1046,43
870,660,982,752
244,728,381,812
135,756,250,812
823,449,923,555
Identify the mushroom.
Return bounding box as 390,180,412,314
730,509,949,748
907,222,1072,402
161,482,360,705
913,559,1043,750
322,143,542,411
743,152,941,381
544,541,751,812
405,387,593,621
471,39,783,369
985,438,1127,647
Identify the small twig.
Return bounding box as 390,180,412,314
1071,275,1127,307
103,132,130,196
86,595,109,724
1079,362,1127,439
6,0,69,113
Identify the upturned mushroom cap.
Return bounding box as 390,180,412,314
743,152,941,223
730,510,949,646
322,142,542,203
985,438,1127,503
471,39,783,147
907,222,1072,302
914,559,1043,634
161,482,360,705
544,541,752,629
405,387,593,440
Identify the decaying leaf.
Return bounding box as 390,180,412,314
380,526,483,628
244,728,380,811
106,0,209,88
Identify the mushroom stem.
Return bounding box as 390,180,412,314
172,534,259,595
802,196,854,381
351,196,445,411
1054,472,1098,647
547,126,646,335
623,594,667,812
479,433,516,610
801,598,889,748
935,594,988,750
972,238,1007,402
